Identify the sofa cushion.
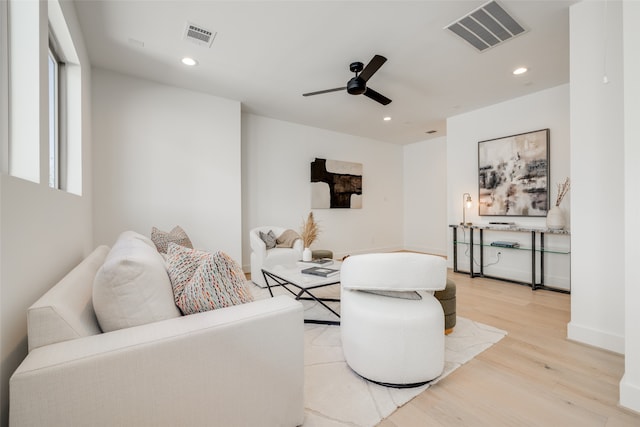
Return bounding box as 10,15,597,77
27,245,110,352
166,243,254,315
151,225,193,254
93,231,181,332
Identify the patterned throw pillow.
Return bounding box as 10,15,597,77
166,243,254,315
151,226,193,254
259,230,277,249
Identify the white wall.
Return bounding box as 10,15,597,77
92,69,242,261
620,0,640,413
403,136,447,256
241,113,404,269
0,1,93,424
568,0,625,354
446,84,571,290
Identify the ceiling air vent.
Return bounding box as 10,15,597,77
183,22,216,48
444,0,526,52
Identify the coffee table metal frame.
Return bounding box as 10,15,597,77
261,264,341,325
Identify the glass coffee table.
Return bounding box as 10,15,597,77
261,262,341,325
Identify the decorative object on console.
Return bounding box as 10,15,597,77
478,128,549,217
310,157,362,209
461,192,473,225
151,225,193,253
300,212,320,261
546,177,570,230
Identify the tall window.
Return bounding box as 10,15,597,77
48,37,65,189
48,46,59,188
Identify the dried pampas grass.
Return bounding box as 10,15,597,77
300,212,320,248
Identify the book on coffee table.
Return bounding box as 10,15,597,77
301,266,340,278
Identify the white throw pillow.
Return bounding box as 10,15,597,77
93,231,181,332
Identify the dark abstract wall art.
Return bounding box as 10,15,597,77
478,129,549,216
310,158,362,209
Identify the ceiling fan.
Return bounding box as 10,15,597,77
302,54,392,105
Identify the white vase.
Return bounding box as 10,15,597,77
302,247,312,261
546,206,565,230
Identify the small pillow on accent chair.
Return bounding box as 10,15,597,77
259,230,277,249
166,243,254,315
93,231,182,332
151,225,193,254
276,229,300,248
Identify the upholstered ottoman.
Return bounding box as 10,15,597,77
312,249,333,259
434,278,456,334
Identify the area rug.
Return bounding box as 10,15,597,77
249,283,506,427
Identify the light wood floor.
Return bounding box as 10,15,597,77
379,271,640,427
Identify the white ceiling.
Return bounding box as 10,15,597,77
73,0,576,145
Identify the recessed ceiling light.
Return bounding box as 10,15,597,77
513,67,528,75
383,116,391,121
181,57,198,66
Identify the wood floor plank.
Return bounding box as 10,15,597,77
380,271,640,426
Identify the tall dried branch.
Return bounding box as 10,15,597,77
555,177,571,207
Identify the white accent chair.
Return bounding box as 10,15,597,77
250,226,303,287
340,252,447,387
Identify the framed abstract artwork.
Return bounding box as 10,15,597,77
310,158,362,209
478,129,549,217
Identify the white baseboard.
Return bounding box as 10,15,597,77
402,245,447,257
620,374,640,414
567,321,625,354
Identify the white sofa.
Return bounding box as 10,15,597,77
250,226,303,287
10,241,305,426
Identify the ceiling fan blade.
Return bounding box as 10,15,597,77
303,87,347,97
358,55,387,82
363,87,392,105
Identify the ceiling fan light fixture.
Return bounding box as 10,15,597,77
347,77,366,95
383,116,391,121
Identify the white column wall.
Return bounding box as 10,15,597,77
92,69,242,262
620,0,640,413
403,136,447,256
241,113,404,269
568,0,625,354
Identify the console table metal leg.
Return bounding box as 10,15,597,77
540,232,545,288
531,231,536,290
453,227,458,272
479,229,484,277
469,227,475,278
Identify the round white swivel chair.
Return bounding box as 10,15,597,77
340,252,447,387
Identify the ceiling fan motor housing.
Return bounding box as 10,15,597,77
347,77,366,95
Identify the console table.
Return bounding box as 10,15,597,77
449,224,570,293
